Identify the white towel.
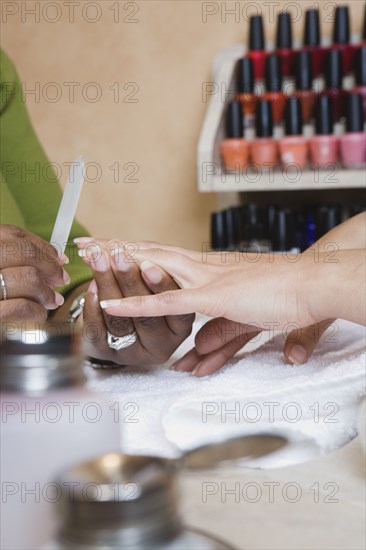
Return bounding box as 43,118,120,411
86,319,366,469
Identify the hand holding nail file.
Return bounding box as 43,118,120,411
50,156,85,255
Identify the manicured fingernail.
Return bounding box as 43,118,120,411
63,270,71,285
55,292,65,306
74,237,94,245
191,362,204,377
100,299,122,309
111,249,131,272
91,250,109,272
60,253,69,265
140,260,163,284
288,345,307,366
78,245,101,258
88,279,97,294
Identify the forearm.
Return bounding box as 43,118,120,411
307,250,366,326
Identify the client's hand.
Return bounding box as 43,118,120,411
75,238,194,366
0,224,69,323
99,243,365,375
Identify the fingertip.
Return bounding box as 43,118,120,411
286,344,308,366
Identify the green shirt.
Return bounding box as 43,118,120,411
0,49,92,294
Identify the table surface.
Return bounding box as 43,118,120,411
179,437,366,550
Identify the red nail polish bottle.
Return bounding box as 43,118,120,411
247,15,266,81
275,12,294,78
301,9,327,77
323,49,347,122
352,46,366,119
262,54,286,124
293,51,316,123
332,5,356,75
236,57,256,121
221,101,250,170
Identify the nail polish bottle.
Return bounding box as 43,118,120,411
272,209,300,253
236,57,256,122
310,95,340,168
293,51,316,123
279,97,308,168
221,101,250,170
275,12,294,78
301,9,327,76
251,99,278,167
211,211,227,250
241,204,270,252
323,49,347,122
340,93,366,168
247,15,266,81
263,53,286,124
315,205,341,240
332,5,356,75
353,46,366,119
224,207,242,250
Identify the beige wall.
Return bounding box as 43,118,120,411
2,0,364,248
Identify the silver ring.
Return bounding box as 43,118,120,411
0,273,7,301
107,330,138,351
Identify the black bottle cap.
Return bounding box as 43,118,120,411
325,49,342,89
284,97,303,136
276,13,292,49
255,99,273,138
265,53,282,92
304,9,320,47
315,205,341,240
333,6,350,45
211,211,227,250
295,50,313,90
345,93,364,132
315,95,333,135
272,209,296,251
224,207,241,249
242,204,266,244
355,46,366,87
237,57,254,94
226,101,243,139
350,205,366,217
249,15,265,51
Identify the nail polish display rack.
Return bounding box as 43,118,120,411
197,44,366,199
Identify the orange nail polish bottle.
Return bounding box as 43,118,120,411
221,101,250,170
262,54,286,124
251,99,278,168
279,97,308,168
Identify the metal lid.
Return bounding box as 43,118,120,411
57,453,181,548
0,323,85,393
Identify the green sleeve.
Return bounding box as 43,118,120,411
0,49,92,294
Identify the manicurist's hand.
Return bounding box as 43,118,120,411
75,238,194,365
0,224,69,322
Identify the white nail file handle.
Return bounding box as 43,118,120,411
50,156,85,254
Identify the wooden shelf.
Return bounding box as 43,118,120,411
197,44,366,194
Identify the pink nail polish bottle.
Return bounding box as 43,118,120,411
310,95,339,168
251,99,278,168
221,101,250,170
279,97,308,168
340,93,366,168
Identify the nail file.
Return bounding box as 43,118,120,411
50,156,85,254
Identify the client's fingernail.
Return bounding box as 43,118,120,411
55,292,65,306
78,245,101,258
88,279,97,294
74,237,94,245
288,345,307,366
91,250,109,272
63,270,71,285
140,260,163,285
100,299,122,309
111,249,131,272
